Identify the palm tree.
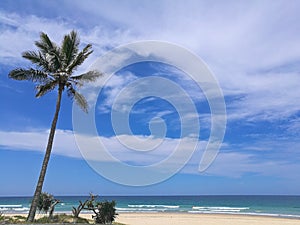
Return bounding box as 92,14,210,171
8,30,101,222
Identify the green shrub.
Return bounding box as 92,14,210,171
72,194,118,224
36,192,60,219
37,192,54,213
93,200,117,224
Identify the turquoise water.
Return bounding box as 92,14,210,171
1,196,300,218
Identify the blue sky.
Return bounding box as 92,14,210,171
1,0,300,196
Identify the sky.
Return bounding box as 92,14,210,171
0,0,300,196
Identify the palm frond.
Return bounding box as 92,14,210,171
9,68,48,82
71,70,102,83
48,50,62,72
22,51,51,72
67,44,93,73
61,30,79,68
35,32,62,71
35,32,55,53
22,51,41,64
35,80,58,98
67,86,88,113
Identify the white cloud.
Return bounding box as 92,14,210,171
225,72,300,121
81,1,300,123
0,129,81,158
71,1,300,71
1,128,300,180
0,12,71,65
184,138,300,179
96,71,138,112
0,11,133,72
199,151,300,180
1,2,299,124
0,128,202,167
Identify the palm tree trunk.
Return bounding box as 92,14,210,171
27,86,63,222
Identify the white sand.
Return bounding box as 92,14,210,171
5,212,300,225
114,213,300,225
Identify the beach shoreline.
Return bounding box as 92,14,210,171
4,212,300,225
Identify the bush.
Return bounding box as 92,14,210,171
77,193,118,224
37,192,54,213
72,194,96,218
72,194,118,224
37,192,60,218
93,200,117,224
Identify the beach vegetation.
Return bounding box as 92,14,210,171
35,213,90,224
8,30,101,222
92,200,117,224
37,192,60,219
0,213,123,224
72,193,118,224
72,193,97,218
0,214,27,224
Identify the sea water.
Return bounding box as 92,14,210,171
0,195,300,218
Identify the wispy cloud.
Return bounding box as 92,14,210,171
0,12,71,65
1,1,299,124
0,10,133,72
1,128,300,180
225,71,300,121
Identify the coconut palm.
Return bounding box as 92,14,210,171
8,30,101,222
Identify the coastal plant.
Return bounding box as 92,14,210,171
37,192,60,219
0,212,4,221
35,214,90,224
92,200,117,224
11,215,27,223
8,30,101,222
37,192,53,213
75,193,117,224
0,213,93,224
72,200,88,218
0,214,26,224
72,193,97,218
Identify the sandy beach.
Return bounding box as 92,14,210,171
114,213,300,225
5,213,300,225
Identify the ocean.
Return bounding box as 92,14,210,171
1,196,300,218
